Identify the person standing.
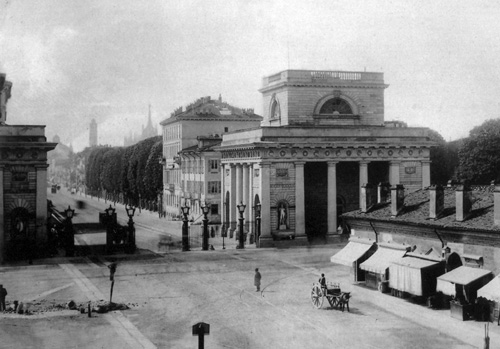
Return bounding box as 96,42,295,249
254,268,261,292
0,285,7,311
108,260,117,303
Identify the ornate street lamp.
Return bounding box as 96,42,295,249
254,202,261,248
181,201,191,251
237,201,246,249
125,205,136,253
105,204,116,254
64,205,75,257
201,202,211,251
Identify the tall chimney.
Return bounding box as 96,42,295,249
361,183,376,213
378,182,390,203
494,186,500,225
429,185,444,219
391,185,405,217
456,181,472,222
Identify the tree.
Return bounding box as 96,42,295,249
144,140,163,200
428,129,459,185
458,119,500,184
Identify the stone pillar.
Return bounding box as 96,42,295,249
242,163,249,232
327,161,338,236
0,165,4,263
229,164,237,234
247,164,254,236
36,165,49,242
359,161,369,207
259,163,272,246
360,183,375,213
389,161,400,186
422,160,431,188
294,162,306,240
220,164,226,232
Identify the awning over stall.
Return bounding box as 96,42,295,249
437,266,493,297
360,243,409,275
389,254,445,297
478,276,500,302
330,238,375,267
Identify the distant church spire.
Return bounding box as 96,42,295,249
147,103,153,128
89,119,97,147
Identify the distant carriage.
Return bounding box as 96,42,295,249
310,282,351,312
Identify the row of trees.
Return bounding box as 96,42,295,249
85,136,163,205
430,118,500,185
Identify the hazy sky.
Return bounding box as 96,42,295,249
1,0,499,151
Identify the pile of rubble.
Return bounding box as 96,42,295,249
1,299,135,315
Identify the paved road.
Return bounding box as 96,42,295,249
0,190,496,348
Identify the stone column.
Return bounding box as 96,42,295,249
389,161,401,186
36,165,49,242
247,164,253,236
242,163,249,232
422,160,431,188
229,164,237,234
327,161,338,237
294,162,306,240
220,164,226,232
359,161,369,208
259,162,272,247
235,163,243,239
0,165,4,263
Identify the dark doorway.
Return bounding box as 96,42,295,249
223,191,230,237
304,162,327,240
337,162,360,212
368,161,389,186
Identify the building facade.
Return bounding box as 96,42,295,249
178,135,222,223
0,73,57,262
160,96,262,218
217,70,435,247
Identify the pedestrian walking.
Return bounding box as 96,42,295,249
0,284,7,311
254,268,261,292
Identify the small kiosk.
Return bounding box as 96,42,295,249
478,275,500,323
389,253,445,298
436,266,493,321
330,237,376,282
360,242,410,292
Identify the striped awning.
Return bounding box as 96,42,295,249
330,239,374,267
360,246,408,275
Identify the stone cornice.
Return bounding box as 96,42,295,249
259,82,389,93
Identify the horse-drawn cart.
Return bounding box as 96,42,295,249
311,282,351,311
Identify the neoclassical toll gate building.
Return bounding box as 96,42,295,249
217,69,435,247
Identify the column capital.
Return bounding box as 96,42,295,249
259,162,272,168
295,161,306,167
359,160,370,166
421,160,432,164
390,161,402,165
327,161,339,167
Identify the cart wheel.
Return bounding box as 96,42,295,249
311,284,324,309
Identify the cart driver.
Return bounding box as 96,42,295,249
319,273,327,292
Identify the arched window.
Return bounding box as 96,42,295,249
270,100,280,119
319,98,353,115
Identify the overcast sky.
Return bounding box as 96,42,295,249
1,0,499,151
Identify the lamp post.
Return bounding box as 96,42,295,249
237,201,246,249
105,204,116,254
254,203,261,248
64,205,75,257
125,205,136,253
201,202,211,251
181,202,191,251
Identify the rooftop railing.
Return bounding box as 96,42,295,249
262,69,384,87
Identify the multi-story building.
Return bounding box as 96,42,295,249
178,135,222,224
160,96,262,218
89,119,98,147
217,69,436,247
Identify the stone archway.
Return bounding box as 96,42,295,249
446,252,463,272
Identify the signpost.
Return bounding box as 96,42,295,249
192,322,210,349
